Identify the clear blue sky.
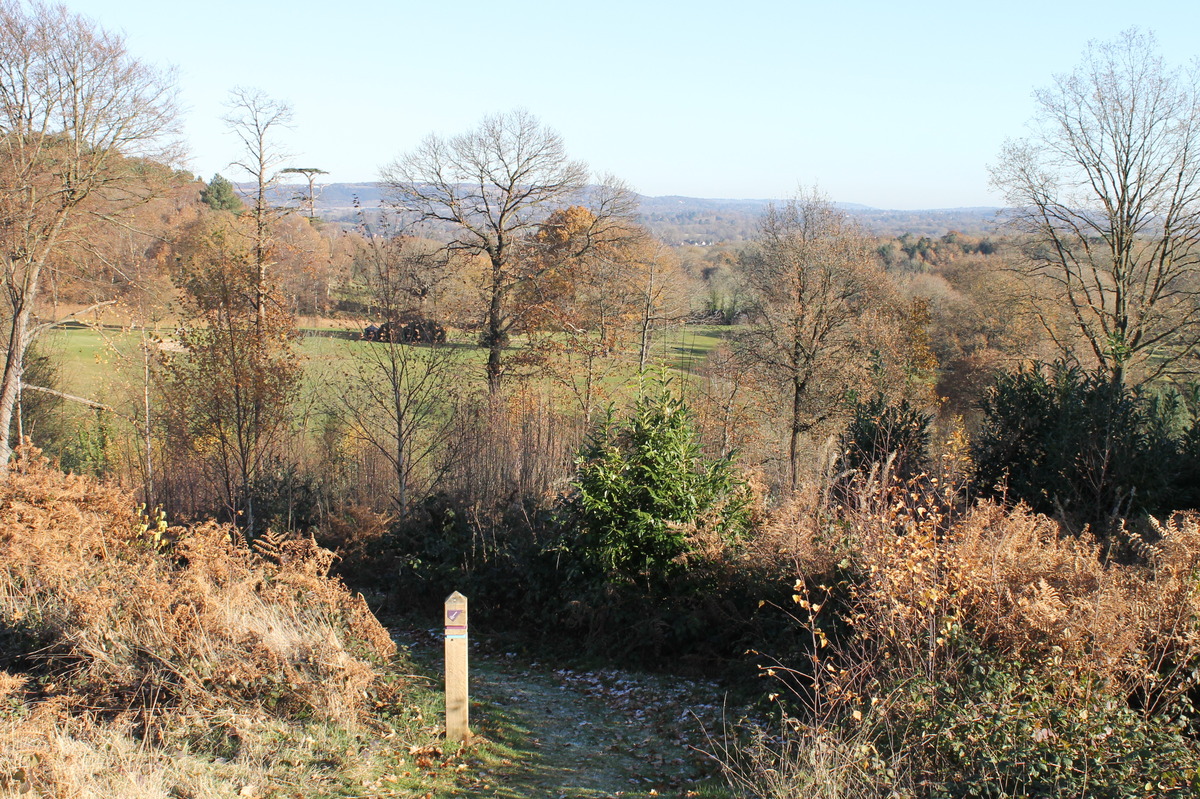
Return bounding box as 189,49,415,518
56,0,1200,209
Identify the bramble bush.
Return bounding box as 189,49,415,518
885,651,1200,798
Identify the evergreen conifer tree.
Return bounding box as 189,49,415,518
199,173,244,212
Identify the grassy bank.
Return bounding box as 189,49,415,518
0,453,440,797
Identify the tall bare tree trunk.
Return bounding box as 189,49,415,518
141,334,154,506
0,307,30,466
485,259,506,394
790,374,803,492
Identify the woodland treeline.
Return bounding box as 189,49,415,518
25,164,1191,531
5,0,1200,655
10,30,1200,610
22,149,1034,532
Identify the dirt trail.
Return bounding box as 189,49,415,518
396,629,734,798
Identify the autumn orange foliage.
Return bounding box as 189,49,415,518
727,470,1200,796
0,449,394,724
826,487,1200,712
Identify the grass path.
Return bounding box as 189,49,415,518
393,627,734,799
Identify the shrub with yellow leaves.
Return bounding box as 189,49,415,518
725,466,1200,798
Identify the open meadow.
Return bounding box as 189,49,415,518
44,322,729,425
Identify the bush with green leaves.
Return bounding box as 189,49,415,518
839,394,932,480
873,650,1200,798
570,379,752,587
972,362,1200,530
754,648,1200,799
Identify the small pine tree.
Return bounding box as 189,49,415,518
571,377,751,585
199,173,244,213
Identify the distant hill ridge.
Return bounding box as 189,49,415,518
249,181,1006,242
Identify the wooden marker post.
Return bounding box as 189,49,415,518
444,591,469,742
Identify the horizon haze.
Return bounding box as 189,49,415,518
50,0,1200,210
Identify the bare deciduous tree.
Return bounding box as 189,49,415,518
0,0,178,467
224,87,292,333
634,241,693,370
353,213,453,320
991,29,1200,387
381,108,635,393
336,224,461,512
736,190,883,491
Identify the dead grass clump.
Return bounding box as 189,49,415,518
0,454,395,726
0,672,24,704
0,708,232,799
712,714,911,799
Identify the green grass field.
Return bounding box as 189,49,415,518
40,326,124,400
46,323,730,409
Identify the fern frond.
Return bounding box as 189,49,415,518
252,528,289,565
